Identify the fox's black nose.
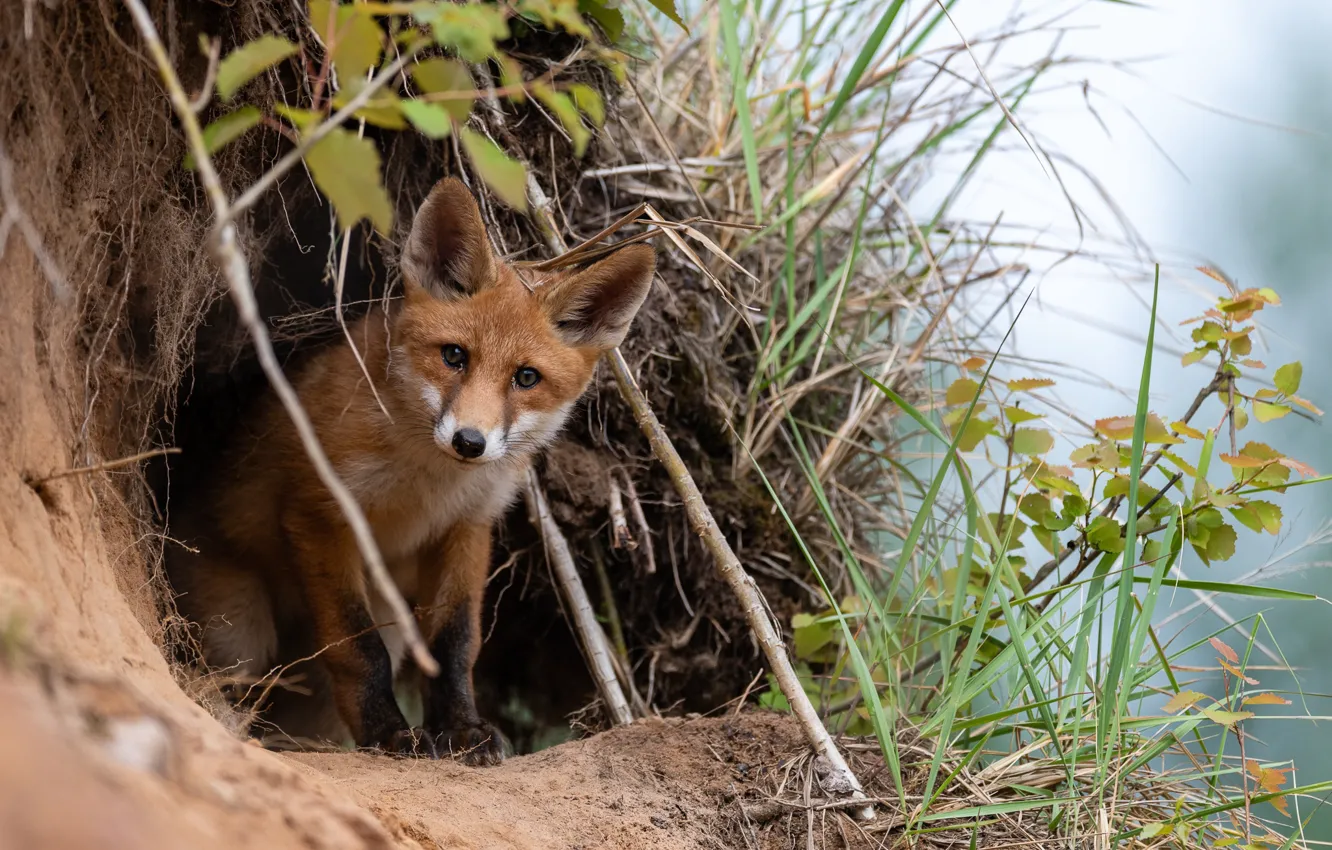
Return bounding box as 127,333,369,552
452,428,487,459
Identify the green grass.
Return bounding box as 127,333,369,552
633,0,1332,845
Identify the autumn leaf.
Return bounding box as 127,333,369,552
1219,657,1259,686
1094,413,1180,444
945,377,980,406
961,356,987,371
1006,377,1055,392
1242,692,1291,707
1209,636,1239,664
1171,421,1205,440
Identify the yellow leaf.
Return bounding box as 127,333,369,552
1162,690,1207,714
1006,377,1055,392
1171,421,1205,440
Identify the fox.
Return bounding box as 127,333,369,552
166,176,655,763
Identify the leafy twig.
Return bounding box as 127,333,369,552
122,0,438,677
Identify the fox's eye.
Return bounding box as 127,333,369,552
514,366,541,389
441,344,467,368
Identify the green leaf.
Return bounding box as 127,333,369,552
1253,400,1291,422
217,35,298,100
519,0,593,37
1274,361,1302,396
331,90,407,130
1012,428,1054,456
1002,405,1043,424
184,106,262,169
459,128,527,210
579,0,625,41
399,100,453,138
303,126,393,233
533,83,592,157
955,417,996,452
1202,708,1254,728
309,0,383,83
410,58,475,122
416,2,511,62
569,83,605,127
1132,577,1316,601
645,0,687,30
1086,516,1124,554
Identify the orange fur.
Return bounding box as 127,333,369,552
167,178,655,762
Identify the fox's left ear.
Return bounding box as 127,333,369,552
539,244,656,350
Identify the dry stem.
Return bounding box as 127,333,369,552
606,348,871,816
122,0,437,677
524,468,633,726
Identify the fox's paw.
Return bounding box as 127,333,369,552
433,721,505,766
380,727,439,759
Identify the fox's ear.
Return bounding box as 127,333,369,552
539,244,655,350
400,177,495,300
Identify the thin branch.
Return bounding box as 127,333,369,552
525,468,633,725
28,448,181,485
122,0,437,677
607,347,872,817
607,470,635,550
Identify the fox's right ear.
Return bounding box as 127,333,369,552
400,177,495,301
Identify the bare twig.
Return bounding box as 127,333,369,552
524,468,633,725
622,472,657,575
28,447,181,485
122,0,438,677
607,471,635,550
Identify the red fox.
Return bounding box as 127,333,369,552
166,177,655,763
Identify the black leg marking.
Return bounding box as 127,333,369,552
424,603,504,765
337,600,436,757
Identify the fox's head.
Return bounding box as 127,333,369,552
391,177,654,465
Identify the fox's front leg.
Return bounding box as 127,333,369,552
417,521,504,765
285,514,436,757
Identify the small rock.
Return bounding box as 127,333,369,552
650,815,669,829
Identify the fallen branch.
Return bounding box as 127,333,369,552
122,0,438,677
524,469,633,726
521,158,869,814
606,349,871,816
